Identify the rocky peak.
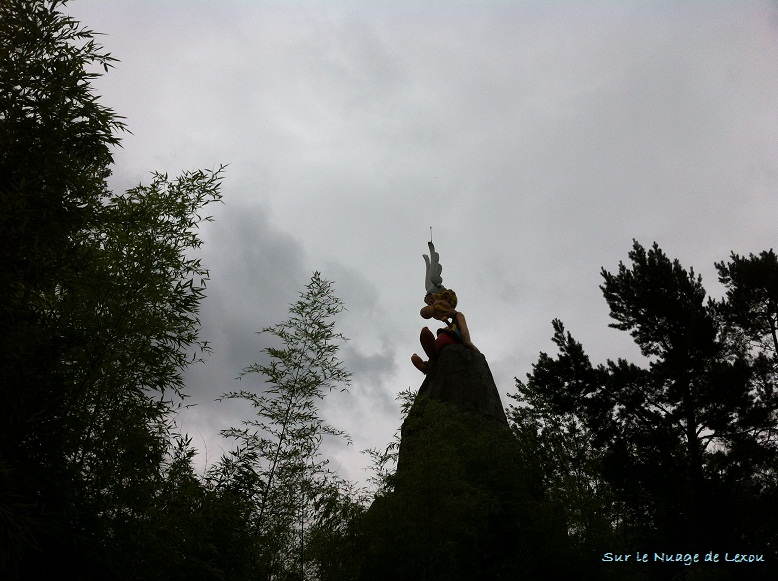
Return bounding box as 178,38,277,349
416,344,508,426
360,345,571,580
396,344,509,475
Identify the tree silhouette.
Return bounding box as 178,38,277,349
1,2,230,577
215,272,354,579
513,241,778,579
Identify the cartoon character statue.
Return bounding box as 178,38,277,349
411,240,479,374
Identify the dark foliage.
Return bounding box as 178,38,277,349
511,241,778,580
360,395,574,581
214,272,355,579
0,2,254,579
6,3,776,580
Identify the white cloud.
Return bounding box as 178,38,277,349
71,0,778,486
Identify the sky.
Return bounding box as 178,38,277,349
67,0,777,487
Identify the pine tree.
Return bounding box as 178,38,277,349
513,241,778,579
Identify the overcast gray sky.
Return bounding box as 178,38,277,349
68,0,777,486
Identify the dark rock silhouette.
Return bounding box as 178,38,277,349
359,345,572,581
417,344,507,424
397,344,508,474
